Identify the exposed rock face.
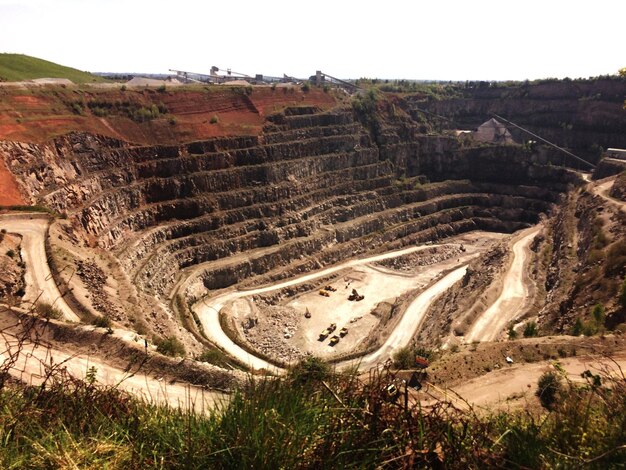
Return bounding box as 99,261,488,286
593,158,626,180
609,171,626,201
0,232,25,300
537,185,626,333
407,78,626,164
0,105,584,342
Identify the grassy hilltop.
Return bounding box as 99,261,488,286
0,53,106,83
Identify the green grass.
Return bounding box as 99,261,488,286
0,53,106,83
1,355,624,468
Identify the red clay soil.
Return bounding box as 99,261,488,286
0,159,24,205
0,85,335,205
0,86,337,145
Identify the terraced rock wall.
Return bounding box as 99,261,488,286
0,107,582,308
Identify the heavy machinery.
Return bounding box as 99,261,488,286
385,383,400,401
415,356,430,369
348,289,364,301
329,335,340,346
339,327,348,337
319,323,337,341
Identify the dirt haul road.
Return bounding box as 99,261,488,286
0,322,225,412
0,215,226,410
424,352,626,409
0,214,79,322
464,227,540,343
592,176,626,214
194,243,478,372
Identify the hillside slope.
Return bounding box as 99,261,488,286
0,53,106,83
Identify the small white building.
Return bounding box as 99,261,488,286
606,148,626,161
473,118,514,144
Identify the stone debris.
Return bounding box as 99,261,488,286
76,259,121,320
376,245,463,272
243,305,306,362
0,233,25,300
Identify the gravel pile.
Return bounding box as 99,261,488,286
76,259,121,320
243,305,306,362
377,245,463,272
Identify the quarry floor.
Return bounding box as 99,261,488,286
193,229,528,370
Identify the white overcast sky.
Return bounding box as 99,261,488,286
0,0,624,81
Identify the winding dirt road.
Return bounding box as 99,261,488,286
193,243,477,372
425,351,626,409
0,214,225,410
591,176,626,214
464,227,540,343
0,214,79,322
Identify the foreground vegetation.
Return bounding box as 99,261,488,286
0,355,624,468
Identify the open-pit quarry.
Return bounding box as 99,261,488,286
1,79,625,409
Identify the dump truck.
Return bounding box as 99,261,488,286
319,328,331,341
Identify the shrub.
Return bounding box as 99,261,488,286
168,116,177,126
508,326,518,339
289,356,331,385
70,102,83,115
197,349,230,368
392,346,433,369
393,346,414,369
592,303,605,325
210,114,219,124
536,371,562,410
35,302,63,320
157,84,166,92
619,278,626,309
301,82,310,92
523,321,538,338
605,240,626,275
6,249,15,258
91,315,112,329
129,105,163,123
91,106,108,117
155,336,186,357
572,317,583,336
